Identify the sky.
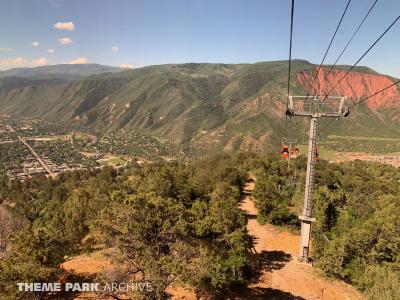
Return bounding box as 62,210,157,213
0,0,399,77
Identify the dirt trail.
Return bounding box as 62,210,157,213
60,178,364,300
237,178,364,300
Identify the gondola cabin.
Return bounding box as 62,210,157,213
280,145,290,159
291,147,300,158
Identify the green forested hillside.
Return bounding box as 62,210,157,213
0,156,250,299
0,63,123,79
0,61,400,155
249,154,400,299
0,154,399,299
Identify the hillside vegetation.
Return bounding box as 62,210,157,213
0,153,399,299
248,154,400,299
0,63,123,80
1,61,399,155
0,156,250,299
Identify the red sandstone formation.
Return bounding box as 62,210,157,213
296,68,400,110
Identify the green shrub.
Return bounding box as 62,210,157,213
257,211,267,225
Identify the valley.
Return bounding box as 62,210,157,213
1,62,399,300
1,0,400,299
1,61,399,166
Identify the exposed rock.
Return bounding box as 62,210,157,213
297,68,400,111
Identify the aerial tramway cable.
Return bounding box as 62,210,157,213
284,0,295,139
323,0,378,81
348,79,400,109
317,0,395,136
308,0,352,97
319,79,400,136
287,0,295,99
324,14,400,99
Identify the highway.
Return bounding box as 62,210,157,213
6,125,56,178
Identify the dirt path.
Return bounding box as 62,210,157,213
237,178,364,300
60,178,364,300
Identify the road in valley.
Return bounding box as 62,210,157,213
237,177,364,300
6,125,56,178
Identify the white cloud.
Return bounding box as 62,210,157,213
0,57,27,69
54,21,75,31
119,64,133,69
57,37,73,45
111,46,119,52
0,48,13,52
47,48,55,54
32,57,49,67
0,57,53,70
32,41,40,47
69,57,88,64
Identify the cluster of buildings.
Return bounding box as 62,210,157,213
6,156,89,181
336,152,400,167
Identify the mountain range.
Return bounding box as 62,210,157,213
0,60,399,154
0,64,122,80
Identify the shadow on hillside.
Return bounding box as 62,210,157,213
217,250,301,300
247,233,261,254
226,286,306,300
239,200,257,219
245,213,257,220
251,250,292,276
242,190,253,196
195,285,305,300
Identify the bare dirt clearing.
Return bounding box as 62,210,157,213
59,178,363,300
234,179,364,300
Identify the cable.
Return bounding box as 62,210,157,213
287,0,295,98
285,0,295,139
325,0,378,77
309,0,352,97
324,15,400,98
319,79,400,136
349,79,400,109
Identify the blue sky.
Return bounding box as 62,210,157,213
0,0,399,77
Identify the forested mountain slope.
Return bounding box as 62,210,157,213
0,63,123,80
0,61,399,153
0,154,399,299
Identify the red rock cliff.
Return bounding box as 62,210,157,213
296,68,400,110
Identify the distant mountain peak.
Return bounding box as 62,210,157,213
1,60,399,155
0,63,123,80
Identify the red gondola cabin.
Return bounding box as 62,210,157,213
280,145,290,159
